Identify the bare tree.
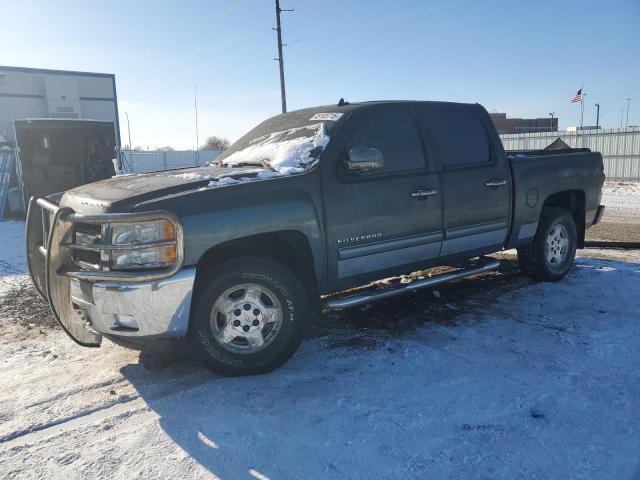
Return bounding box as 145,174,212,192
201,136,230,151
157,146,175,152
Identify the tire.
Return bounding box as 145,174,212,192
517,207,577,282
188,256,310,376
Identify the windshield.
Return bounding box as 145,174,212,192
213,109,347,173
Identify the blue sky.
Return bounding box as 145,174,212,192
4,0,639,149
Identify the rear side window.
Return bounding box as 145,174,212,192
428,110,490,168
348,112,426,174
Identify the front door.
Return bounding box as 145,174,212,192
322,108,443,286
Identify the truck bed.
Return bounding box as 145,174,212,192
505,148,605,249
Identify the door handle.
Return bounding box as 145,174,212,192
410,189,438,199
485,179,507,188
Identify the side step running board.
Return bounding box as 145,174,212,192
323,258,501,311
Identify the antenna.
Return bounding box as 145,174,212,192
194,86,199,158
124,112,132,149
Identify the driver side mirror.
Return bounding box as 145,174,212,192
346,146,384,174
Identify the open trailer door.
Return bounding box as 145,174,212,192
14,119,116,200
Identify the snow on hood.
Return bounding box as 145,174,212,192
166,168,271,190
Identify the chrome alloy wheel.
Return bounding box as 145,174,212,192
209,283,284,354
545,224,569,266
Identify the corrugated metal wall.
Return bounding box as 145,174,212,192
500,128,640,181
120,150,222,174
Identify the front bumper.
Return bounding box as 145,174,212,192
26,196,194,347
69,268,195,338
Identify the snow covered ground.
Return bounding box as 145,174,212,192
602,182,640,211
1,195,640,478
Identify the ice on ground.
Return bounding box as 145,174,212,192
603,182,640,197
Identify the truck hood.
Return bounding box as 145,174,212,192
59,165,262,213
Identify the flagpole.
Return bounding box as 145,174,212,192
580,84,584,130
580,86,587,130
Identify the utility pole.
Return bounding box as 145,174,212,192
125,112,132,150
620,109,625,129
626,98,631,128
274,0,292,113
548,112,555,131
595,103,600,129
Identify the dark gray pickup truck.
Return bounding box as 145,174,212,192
26,101,605,375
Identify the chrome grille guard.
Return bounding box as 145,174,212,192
25,196,184,347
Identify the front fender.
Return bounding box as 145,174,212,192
180,200,325,285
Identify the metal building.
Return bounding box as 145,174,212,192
490,112,558,134
0,65,120,146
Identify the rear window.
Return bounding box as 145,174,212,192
428,110,490,168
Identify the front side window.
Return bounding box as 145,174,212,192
348,111,426,174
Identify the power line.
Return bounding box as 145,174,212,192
151,0,251,70
183,0,250,41
398,0,488,26
291,0,492,48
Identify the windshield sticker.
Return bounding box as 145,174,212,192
309,112,343,121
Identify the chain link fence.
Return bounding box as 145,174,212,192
119,150,222,174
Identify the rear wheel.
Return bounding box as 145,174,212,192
189,257,310,376
517,207,577,281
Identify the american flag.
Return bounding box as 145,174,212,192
571,88,583,103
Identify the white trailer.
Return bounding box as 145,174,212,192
0,65,120,147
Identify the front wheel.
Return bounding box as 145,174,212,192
517,207,577,281
189,257,310,376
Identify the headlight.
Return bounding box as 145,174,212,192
109,219,177,271
111,220,175,245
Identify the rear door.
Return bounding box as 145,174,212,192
418,106,510,258
322,107,443,285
